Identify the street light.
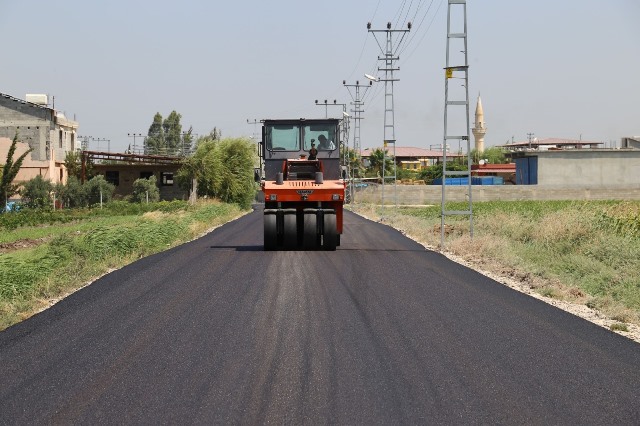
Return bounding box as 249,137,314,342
364,73,379,82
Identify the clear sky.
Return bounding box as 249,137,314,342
1,0,638,153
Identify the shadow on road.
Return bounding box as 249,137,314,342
209,245,264,252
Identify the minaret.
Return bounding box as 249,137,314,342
472,93,487,153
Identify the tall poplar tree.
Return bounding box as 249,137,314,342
145,112,165,154
1,132,33,204
163,110,182,155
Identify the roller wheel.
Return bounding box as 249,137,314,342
322,213,337,251
264,214,277,251
283,213,298,250
303,213,319,250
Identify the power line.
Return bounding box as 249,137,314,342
402,0,445,63
393,0,409,29
398,0,440,58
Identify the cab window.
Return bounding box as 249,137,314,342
303,124,337,151
266,125,300,151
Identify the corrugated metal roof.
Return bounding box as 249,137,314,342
361,146,464,158
498,138,603,148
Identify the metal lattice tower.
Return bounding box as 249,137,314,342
343,80,372,159
343,80,373,203
441,0,472,247
367,21,411,211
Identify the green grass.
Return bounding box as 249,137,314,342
377,200,640,325
0,200,245,330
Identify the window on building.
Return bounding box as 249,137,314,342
59,130,63,148
71,133,75,151
161,172,174,186
105,171,120,186
140,171,154,180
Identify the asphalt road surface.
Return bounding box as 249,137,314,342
1,208,639,424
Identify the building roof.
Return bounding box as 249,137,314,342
471,163,515,174
498,138,603,149
0,92,50,111
361,146,464,158
1,92,78,128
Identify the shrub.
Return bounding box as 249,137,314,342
418,163,468,182
131,176,160,203
20,175,54,209
85,175,115,205
181,137,256,209
55,176,87,208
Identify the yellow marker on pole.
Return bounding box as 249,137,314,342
445,68,453,79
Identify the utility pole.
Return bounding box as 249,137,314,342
367,21,411,213
314,100,348,119
314,99,332,118
78,135,92,151
343,79,373,203
441,0,472,248
127,133,144,154
92,138,110,153
343,80,372,159
247,119,260,142
313,100,349,175
527,132,535,149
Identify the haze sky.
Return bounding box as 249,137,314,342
1,0,638,153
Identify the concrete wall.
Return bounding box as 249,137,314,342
621,137,640,149
0,94,78,163
356,183,640,204
0,95,55,161
535,150,640,186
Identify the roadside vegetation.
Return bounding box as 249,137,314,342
0,200,245,330
351,200,640,329
1,130,257,330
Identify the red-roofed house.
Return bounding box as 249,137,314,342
471,163,516,184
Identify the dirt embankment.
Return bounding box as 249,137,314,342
0,238,50,254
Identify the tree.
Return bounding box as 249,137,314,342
209,127,222,141
145,112,165,155
211,138,256,208
178,137,256,209
1,132,33,204
163,110,183,155
418,162,468,183
341,146,363,178
471,146,508,164
55,176,87,208
365,148,394,178
131,175,160,203
21,175,53,209
181,126,194,156
85,175,115,205
64,150,95,180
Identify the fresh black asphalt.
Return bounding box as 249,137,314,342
1,208,639,424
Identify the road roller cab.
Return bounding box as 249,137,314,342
259,118,345,250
